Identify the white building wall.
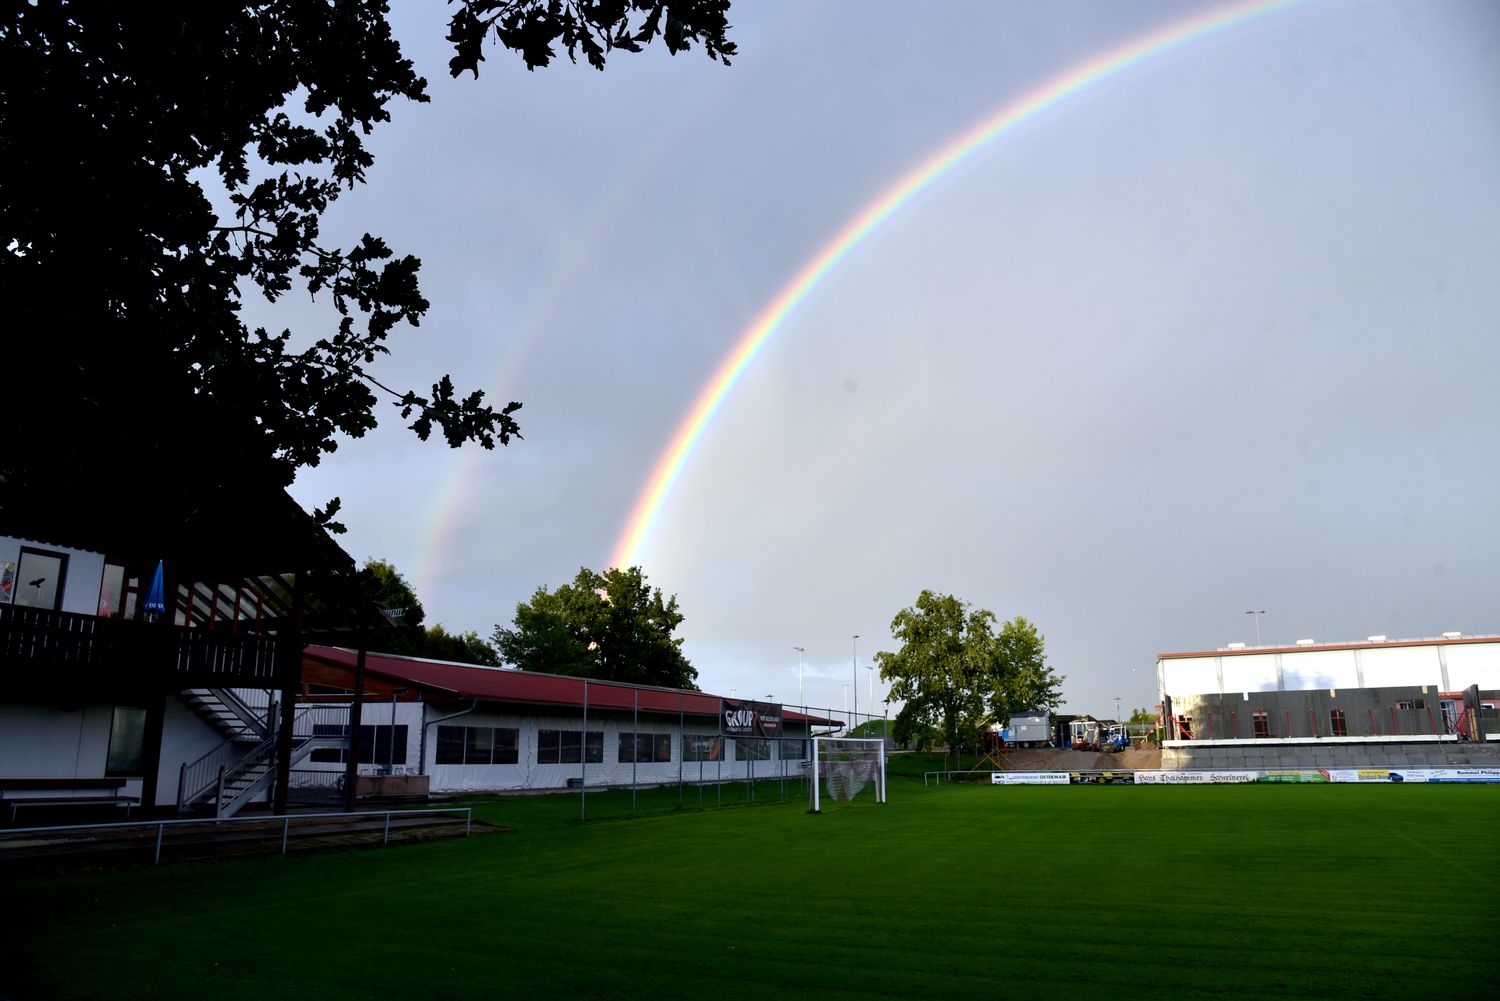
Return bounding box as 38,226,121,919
157,697,231,807
0,534,106,615
1277,649,1359,691
1440,644,1500,690
0,697,226,807
421,707,808,793
1161,639,1500,701
0,701,114,778
1219,653,1280,694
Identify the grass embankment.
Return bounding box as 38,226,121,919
6,781,1496,999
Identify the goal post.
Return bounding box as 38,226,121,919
810,736,887,812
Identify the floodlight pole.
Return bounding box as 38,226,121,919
794,646,805,707
1245,609,1265,646
852,634,859,723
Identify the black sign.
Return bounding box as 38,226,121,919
721,699,783,737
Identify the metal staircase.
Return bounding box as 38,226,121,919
177,704,350,818
181,688,273,741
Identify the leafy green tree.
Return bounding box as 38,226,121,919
1,3,735,531
876,592,1063,761
362,559,498,666
989,615,1064,721
493,567,697,688
422,624,502,667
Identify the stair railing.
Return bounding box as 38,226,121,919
177,702,353,815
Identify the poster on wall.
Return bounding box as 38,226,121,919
0,562,13,604
720,699,783,738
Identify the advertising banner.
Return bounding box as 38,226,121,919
1069,771,1135,784
1256,770,1332,783
990,771,1070,785
1134,770,1259,784
720,699,782,738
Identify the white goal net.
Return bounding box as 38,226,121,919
810,737,887,812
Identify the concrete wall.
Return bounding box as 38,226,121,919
0,697,223,806
1168,684,1452,740
1162,738,1500,771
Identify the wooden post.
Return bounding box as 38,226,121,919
271,573,301,814
344,629,367,812
139,687,168,815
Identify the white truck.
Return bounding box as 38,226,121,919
1002,711,1051,748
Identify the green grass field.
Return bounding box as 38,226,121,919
6,779,1496,1000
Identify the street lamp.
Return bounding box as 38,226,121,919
866,664,877,712
1114,696,1122,721
793,646,805,707
1245,609,1266,646
842,683,849,717
852,635,859,721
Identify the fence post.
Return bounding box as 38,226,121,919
580,681,589,823
282,816,290,854
155,823,164,864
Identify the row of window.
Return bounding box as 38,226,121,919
435,726,806,766
309,724,409,765
436,726,519,765
1181,708,1396,739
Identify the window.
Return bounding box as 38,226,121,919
683,736,723,762
1177,715,1193,739
537,729,603,764
1395,699,1425,710
618,733,672,763
736,738,771,761
1252,711,1270,738
13,547,68,611
436,725,519,765
105,706,147,775
98,562,125,617
309,724,407,764
1329,708,1348,737
779,739,806,761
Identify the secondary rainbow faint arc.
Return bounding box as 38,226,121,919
611,0,1302,571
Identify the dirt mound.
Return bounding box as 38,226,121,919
991,746,1162,771
992,748,1101,770
1109,746,1162,769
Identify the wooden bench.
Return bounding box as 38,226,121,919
0,778,139,823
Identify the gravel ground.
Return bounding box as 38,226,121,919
991,746,1162,770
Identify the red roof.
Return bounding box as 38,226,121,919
302,646,839,725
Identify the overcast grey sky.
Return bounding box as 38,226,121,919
271,0,1499,719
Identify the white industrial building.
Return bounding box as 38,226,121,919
1155,634,1499,769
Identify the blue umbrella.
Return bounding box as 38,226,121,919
144,560,167,617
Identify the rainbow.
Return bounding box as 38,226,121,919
611,0,1302,570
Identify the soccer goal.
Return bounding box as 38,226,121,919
809,737,887,812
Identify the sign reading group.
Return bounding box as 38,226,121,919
721,699,783,738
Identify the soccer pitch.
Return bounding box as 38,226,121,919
7,782,1496,999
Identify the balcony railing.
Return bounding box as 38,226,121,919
0,604,284,686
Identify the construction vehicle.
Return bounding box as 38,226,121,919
1068,718,1101,752
1101,722,1130,752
